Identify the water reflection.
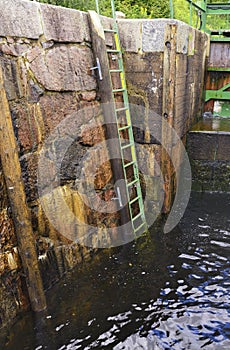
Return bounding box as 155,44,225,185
1,193,230,350
191,117,230,132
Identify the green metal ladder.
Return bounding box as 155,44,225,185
94,0,147,236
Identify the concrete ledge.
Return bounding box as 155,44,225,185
118,18,207,53
187,131,230,161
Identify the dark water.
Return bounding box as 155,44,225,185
1,192,230,350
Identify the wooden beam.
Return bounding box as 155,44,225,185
162,24,177,213
0,65,46,312
88,10,130,227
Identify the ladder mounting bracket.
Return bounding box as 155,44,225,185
90,57,103,80
111,186,123,208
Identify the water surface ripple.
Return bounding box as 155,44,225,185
1,192,229,349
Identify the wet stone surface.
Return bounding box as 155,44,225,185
187,117,230,191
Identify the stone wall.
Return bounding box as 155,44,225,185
0,0,209,328
187,130,230,192
118,18,209,211
0,0,116,328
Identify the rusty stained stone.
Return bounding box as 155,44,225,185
80,91,97,102
10,102,42,155
79,123,106,147
28,45,96,92
36,184,89,244
35,195,85,250
39,92,81,135
94,160,113,190
82,145,113,190
39,93,100,135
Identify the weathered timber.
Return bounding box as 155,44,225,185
162,24,177,213
204,42,230,113
88,10,130,227
0,66,46,312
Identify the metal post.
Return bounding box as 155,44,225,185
170,0,174,18
95,0,100,14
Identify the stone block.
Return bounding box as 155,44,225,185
187,131,218,160
191,159,230,192
216,133,230,161
39,93,99,135
142,20,166,53
40,4,90,43
0,0,43,39
118,19,142,52
28,45,96,92
0,38,31,57
177,22,189,54
79,123,105,146
188,131,230,162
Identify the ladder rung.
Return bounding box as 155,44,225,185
116,107,128,112
104,28,117,33
132,212,143,221
112,88,125,93
107,49,120,53
127,178,139,187
110,69,122,73
118,125,130,131
124,161,135,168
129,196,140,205
134,222,146,232
121,142,134,150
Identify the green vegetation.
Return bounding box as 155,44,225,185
34,0,170,19
33,0,229,31
171,0,230,31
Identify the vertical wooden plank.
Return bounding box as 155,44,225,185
162,24,177,213
88,10,130,226
0,66,46,311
